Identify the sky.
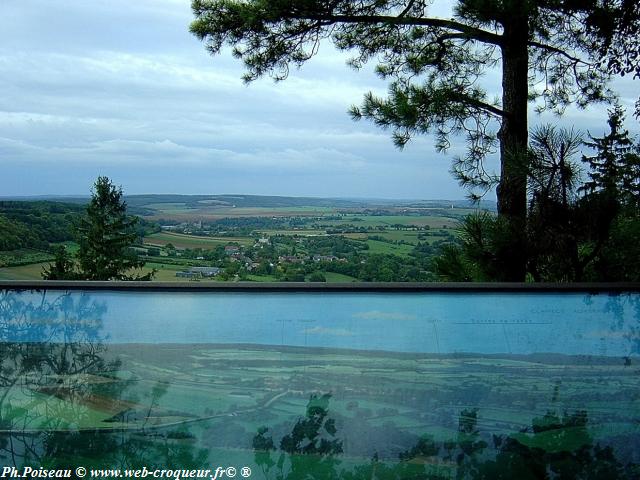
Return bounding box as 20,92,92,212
0,0,638,200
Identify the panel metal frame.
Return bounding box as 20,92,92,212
0,280,638,292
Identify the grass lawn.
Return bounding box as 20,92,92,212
245,274,279,282
142,262,188,281
0,261,217,282
323,272,359,283
0,261,172,282
0,262,49,280
364,239,415,257
141,262,231,282
371,231,423,244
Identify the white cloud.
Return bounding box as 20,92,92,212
303,326,354,337
0,0,637,198
0,135,368,172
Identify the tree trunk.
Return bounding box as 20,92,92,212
497,15,530,281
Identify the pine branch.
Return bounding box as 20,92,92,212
301,13,504,47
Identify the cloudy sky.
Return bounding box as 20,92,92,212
0,0,637,199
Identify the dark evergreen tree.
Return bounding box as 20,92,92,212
435,111,640,282
190,0,614,280
579,107,640,281
41,246,78,280
76,176,153,281
580,105,635,198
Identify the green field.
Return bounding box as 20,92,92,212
363,239,416,256
245,274,279,282
145,232,253,249
377,230,446,243
141,262,199,282
144,204,338,221
0,249,54,268
369,230,424,243
318,215,461,228
256,229,329,236
0,262,48,280
322,272,359,282
0,261,212,282
137,197,475,228
0,196,478,282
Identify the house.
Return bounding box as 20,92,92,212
313,255,339,263
189,266,221,277
175,267,222,279
246,262,262,271
278,255,309,264
224,245,240,254
175,271,200,279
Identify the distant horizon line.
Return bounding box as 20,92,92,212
0,193,495,204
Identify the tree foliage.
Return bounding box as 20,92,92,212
41,246,80,281
581,105,640,204
190,0,616,279
42,177,153,281
435,109,640,282
76,177,152,281
575,0,640,116
0,202,82,251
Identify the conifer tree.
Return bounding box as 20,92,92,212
42,245,79,280
76,177,152,281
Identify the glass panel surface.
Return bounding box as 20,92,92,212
0,289,638,479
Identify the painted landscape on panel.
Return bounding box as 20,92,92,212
1,289,638,478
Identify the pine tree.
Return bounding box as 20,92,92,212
76,177,153,281
42,245,79,280
580,105,635,198
190,0,615,279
